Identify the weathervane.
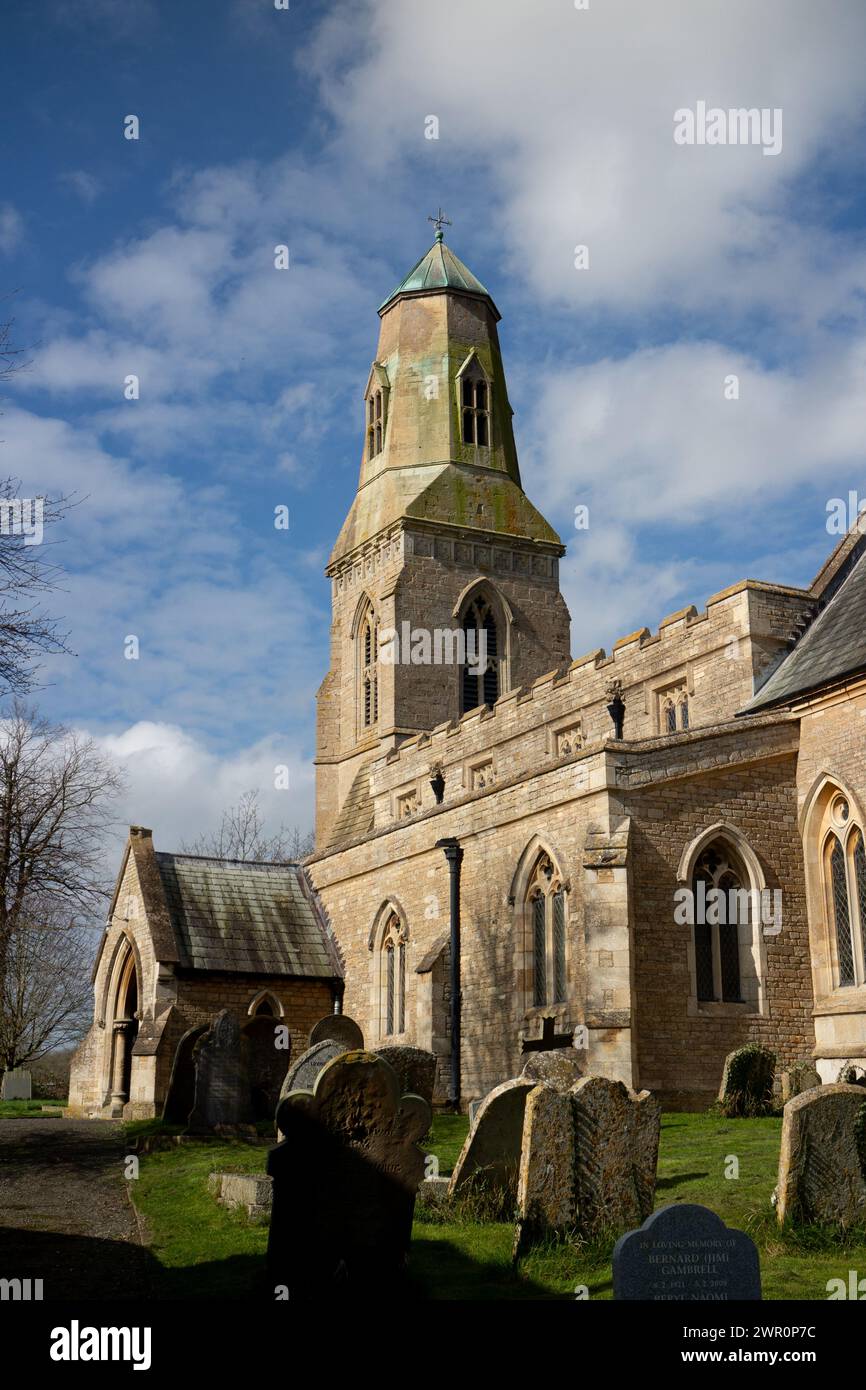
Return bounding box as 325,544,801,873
428,207,452,241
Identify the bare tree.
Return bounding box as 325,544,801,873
181,788,314,862
0,900,93,1070
0,305,29,387
0,705,124,1014
0,306,73,695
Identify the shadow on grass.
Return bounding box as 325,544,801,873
0,1227,162,1300
655,1172,709,1189
409,1233,566,1300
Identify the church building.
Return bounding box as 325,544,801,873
69,228,866,1117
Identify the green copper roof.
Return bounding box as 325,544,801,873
379,235,498,316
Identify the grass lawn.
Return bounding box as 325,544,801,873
0,1096,66,1118
126,1110,866,1300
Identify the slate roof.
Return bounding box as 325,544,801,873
154,853,338,978
743,542,866,712
379,237,498,317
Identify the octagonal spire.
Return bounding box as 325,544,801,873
378,235,499,319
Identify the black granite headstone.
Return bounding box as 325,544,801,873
613,1203,761,1301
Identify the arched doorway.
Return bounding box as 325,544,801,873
109,948,139,1117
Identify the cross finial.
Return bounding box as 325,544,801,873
427,207,452,242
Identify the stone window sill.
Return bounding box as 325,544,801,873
687,999,761,1019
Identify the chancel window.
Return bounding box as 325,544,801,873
528,854,567,1007
460,595,500,713
822,800,866,988
380,913,407,1036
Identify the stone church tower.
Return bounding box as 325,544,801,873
315,229,571,848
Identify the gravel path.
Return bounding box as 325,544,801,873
0,1119,153,1299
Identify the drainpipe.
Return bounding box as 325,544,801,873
436,836,463,1112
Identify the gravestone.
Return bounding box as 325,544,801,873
521,1048,585,1092
162,1024,208,1124
513,1084,575,1257
837,1062,866,1088
243,1016,289,1121
718,1044,775,1117
776,1083,866,1227
186,1010,255,1134
1,1069,32,1101
309,1013,364,1051
780,1061,821,1104
267,1050,431,1297
275,1039,346,1135
571,1076,660,1238
372,1044,436,1106
613,1203,761,1300
447,1077,535,1203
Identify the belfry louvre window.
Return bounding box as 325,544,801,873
461,376,490,447
367,389,384,457
361,610,379,728
460,595,500,713
528,854,567,1008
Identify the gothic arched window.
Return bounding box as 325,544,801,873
359,606,379,729
460,594,500,713
460,371,490,447
527,854,567,1007
380,913,407,1037
367,389,385,458
692,843,746,1003
818,792,866,988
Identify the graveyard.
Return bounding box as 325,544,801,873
117,1106,866,1301
48,1030,853,1302
3,1026,866,1302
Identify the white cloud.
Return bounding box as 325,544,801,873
59,170,102,205
304,0,866,322
90,720,315,864
0,204,23,256
523,336,866,651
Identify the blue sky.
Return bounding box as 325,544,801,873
3,0,866,857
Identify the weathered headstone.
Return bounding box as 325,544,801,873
718,1044,775,1117
521,1048,586,1092
373,1044,436,1106
267,1050,431,1297
513,1084,575,1257
243,1016,289,1121
837,1062,866,1088
0,1069,32,1101
186,1010,255,1134
447,1077,535,1203
275,1039,346,1132
309,1013,364,1051
780,1061,821,1104
776,1084,866,1227
571,1076,660,1238
162,1025,208,1124
613,1203,761,1300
